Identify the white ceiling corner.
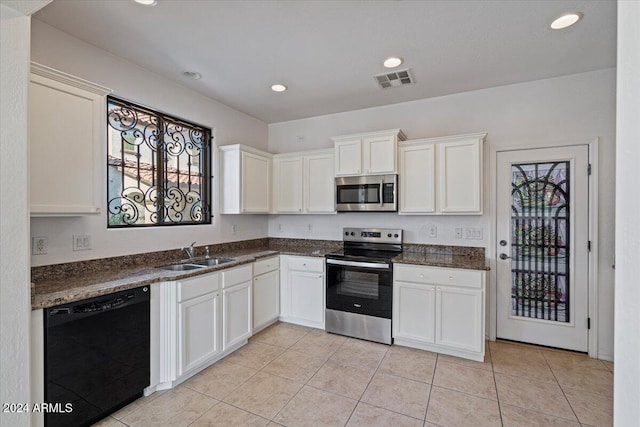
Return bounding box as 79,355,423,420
1,0,51,16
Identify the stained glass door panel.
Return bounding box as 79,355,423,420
511,162,569,322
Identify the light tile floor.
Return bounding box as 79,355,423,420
94,322,613,427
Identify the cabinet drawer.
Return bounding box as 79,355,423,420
394,264,483,289
178,273,220,302
253,256,279,276
222,264,253,289
287,256,324,273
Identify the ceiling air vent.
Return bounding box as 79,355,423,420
374,69,414,89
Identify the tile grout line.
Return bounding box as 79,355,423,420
268,327,345,423
540,350,582,424
422,353,439,422
487,344,506,427
342,342,391,426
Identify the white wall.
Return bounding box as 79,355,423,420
268,69,616,359
614,1,640,424
0,5,32,426
29,20,270,266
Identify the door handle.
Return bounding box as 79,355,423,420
379,180,384,206
499,253,512,260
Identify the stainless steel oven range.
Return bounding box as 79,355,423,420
325,227,402,344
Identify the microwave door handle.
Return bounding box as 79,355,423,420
379,179,384,206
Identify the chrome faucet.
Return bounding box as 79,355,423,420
182,241,196,259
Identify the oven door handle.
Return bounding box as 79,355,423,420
326,258,391,269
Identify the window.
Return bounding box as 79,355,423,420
107,96,212,227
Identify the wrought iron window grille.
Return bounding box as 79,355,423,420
107,96,212,227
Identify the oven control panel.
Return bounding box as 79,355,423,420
342,228,402,244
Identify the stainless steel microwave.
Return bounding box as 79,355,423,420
335,174,397,212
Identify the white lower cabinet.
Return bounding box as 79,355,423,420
253,256,280,332
159,264,253,387
280,255,325,328
222,282,252,350
393,263,485,361
393,282,436,343
222,265,253,351
179,292,220,375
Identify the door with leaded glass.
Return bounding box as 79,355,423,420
496,146,589,352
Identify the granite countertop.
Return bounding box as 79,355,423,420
391,252,489,271
31,239,339,310
31,238,488,310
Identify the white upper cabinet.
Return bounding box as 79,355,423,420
399,132,485,215
29,63,112,216
219,144,272,214
438,137,483,213
304,152,335,213
272,149,335,214
363,134,397,174
273,156,303,213
399,142,436,213
334,139,362,176
332,129,406,176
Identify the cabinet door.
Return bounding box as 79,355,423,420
334,139,362,176
241,152,271,212
363,134,396,174
438,139,482,213
253,270,280,331
179,292,220,375
29,74,106,215
399,143,436,213
436,287,484,353
393,281,436,343
223,281,252,350
305,153,335,213
273,156,303,213
288,271,324,324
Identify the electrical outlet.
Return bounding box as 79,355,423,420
307,223,313,233
32,236,48,255
231,224,238,235
277,223,283,232
428,225,437,238
73,234,92,251
455,228,463,239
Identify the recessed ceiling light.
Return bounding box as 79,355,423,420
383,57,403,68
271,84,287,92
134,0,157,5
550,12,583,30
182,71,201,80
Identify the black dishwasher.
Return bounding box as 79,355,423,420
44,286,150,427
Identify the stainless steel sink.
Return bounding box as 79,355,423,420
156,263,206,271
193,258,234,266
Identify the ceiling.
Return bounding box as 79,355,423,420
34,0,616,124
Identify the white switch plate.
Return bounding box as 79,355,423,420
73,234,92,251
307,224,313,233
231,224,238,235
428,225,437,238
32,236,48,255
465,227,483,240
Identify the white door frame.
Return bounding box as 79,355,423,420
488,138,599,358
